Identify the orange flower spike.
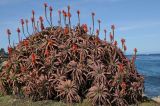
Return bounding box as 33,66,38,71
31,53,36,64
62,10,67,17
8,46,12,55
118,63,124,72
23,40,29,48
67,12,71,18
64,27,69,34
48,40,54,46
62,10,67,26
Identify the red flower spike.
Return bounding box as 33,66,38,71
96,29,99,37
104,29,107,41
21,19,24,26
31,17,34,23
6,29,11,46
32,10,35,17
124,45,127,52
49,6,53,11
77,10,81,25
82,24,88,32
6,29,11,36
121,38,125,48
17,28,20,33
92,12,95,16
39,16,43,22
121,38,125,44
77,10,80,15
39,16,44,30
44,3,48,8
17,28,21,42
111,24,115,30
134,48,137,58
110,32,113,42
134,48,137,54
98,19,101,24
72,43,78,52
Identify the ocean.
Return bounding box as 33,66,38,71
129,54,160,98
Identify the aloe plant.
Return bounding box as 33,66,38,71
0,3,144,106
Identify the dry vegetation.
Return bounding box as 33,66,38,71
0,3,144,106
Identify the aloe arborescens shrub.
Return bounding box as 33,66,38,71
0,3,144,105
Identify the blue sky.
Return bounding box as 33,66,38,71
0,0,160,54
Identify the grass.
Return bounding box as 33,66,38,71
0,96,160,106
0,95,91,106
